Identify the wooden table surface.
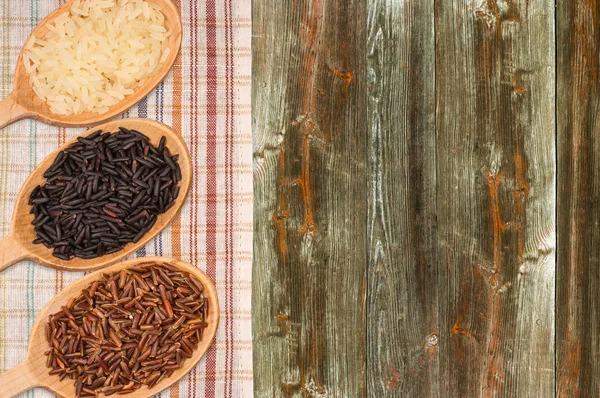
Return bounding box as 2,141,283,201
251,1,595,396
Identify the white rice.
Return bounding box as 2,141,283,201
24,0,171,115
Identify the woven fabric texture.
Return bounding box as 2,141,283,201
0,0,252,396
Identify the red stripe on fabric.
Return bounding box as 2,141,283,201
205,0,218,396
188,0,201,396
170,1,182,397
224,0,234,395
190,1,198,274
170,0,183,272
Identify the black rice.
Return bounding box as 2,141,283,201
29,129,181,260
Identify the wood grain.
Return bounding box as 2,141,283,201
252,0,367,396
556,1,600,395
0,360,43,397
0,0,182,129
0,119,192,273
0,233,28,270
0,257,220,398
435,0,555,396
365,0,438,396
253,0,563,395
0,93,31,129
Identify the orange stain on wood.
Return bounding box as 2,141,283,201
386,368,401,391
276,313,289,321
299,129,316,236
509,69,531,94
274,150,290,258
513,80,527,94
484,171,509,393
295,0,321,238
276,313,290,335
452,321,474,340
514,150,529,195
489,271,502,288
332,68,353,89
486,172,508,273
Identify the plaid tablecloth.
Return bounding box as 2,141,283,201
0,0,252,396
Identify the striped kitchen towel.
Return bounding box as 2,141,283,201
0,0,252,397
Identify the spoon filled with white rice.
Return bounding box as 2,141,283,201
22,0,172,116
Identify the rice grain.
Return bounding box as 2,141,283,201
24,0,170,115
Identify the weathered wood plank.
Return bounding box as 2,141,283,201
435,0,555,396
252,0,367,396
365,0,438,396
556,1,600,395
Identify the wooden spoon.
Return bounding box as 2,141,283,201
0,0,182,129
0,118,192,272
0,256,220,398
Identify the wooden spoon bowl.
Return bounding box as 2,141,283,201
0,0,182,129
0,257,220,398
0,118,192,272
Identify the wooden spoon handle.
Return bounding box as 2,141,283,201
0,234,29,272
0,94,31,130
0,360,39,397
